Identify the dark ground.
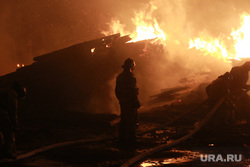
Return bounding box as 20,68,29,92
1,102,250,167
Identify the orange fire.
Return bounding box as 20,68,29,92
104,3,250,64
189,13,250,62
189,35,228,60
130,3,166,43
231,14,250,60
102,3,166,44
17,64,25,68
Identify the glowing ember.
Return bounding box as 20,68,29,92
102,2,166,43
17,64,25,68
189,13,250,62
91,48,95,53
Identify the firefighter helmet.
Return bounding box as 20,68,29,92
122,58,135,69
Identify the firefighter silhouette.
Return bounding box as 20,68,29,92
206,72,232,102
230,61,250,93
206,61,250,125
0,82,26,159
229,61,250,121
206,72,235,125
115,58,140,150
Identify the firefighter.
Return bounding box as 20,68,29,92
206,72,232,102
229,61,250,121
0,82,26,159
115,58,140,151
230,61,250,93
205,72,235,125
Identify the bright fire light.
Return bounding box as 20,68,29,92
189,13,250,62
17,64,25,68
104,3,250,63
91,48,95,53
231,14,250,60
102,2,166,43
189,37,229,60
130,3,166,43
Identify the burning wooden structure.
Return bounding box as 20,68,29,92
0,34,145,113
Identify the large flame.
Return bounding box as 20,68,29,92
102,3,166,43
189,13,250,62
130,3,166,43
104,3,250,63
231,14,250,60
189,33,229,60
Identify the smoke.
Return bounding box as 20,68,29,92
2,0,250,113
1,0,249,72
0,0,158,75
101,0,250,109
0,0,118,75
153,0,250,82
